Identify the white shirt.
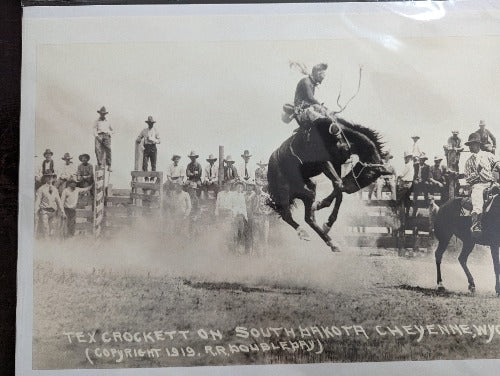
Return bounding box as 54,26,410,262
167,163,185,181
58,162,77,180
94,119,114,136
231,191,248,220
399,161,415,182
204,163,218,183
61,187,87,209
35,184,62,211
137,126,160,145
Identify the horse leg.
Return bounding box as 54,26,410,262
490,244,500,297
458,240,476,294
435,232,452,291
300,189,340,252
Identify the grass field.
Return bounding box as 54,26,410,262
32,223,500,369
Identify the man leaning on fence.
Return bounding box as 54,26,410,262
35,173,65,238
464,132,500,237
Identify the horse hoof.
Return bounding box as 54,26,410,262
327,241,341,253
437,283,446,292
297,227,311,241
322,223,332,234
468,284,476,294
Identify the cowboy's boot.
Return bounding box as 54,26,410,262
471,212,482,237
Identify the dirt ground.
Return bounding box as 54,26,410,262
32,217,500,369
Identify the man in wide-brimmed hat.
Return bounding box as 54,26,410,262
411,152,431,216
35,172,64,238
429,156,449,202
35,149,56,189
397,151,415,218
186,151,203,200
165,154,185,192
475,120,496,154
239,150,256,184
255,160,269,187
223,155,239,184
203,154,219,197
136,115,161,174
57,152,77,195
60,178,93,237
464,132,500,236
93,106,113,171
444,130,463,172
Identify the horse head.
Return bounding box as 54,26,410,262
329,118,388,193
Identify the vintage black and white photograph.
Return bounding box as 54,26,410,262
17,2,500,374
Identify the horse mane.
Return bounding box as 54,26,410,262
336,117,385,156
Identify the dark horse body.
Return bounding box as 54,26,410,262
434,196,500,296
267,117,389,252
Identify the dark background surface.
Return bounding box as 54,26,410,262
0,0,21,375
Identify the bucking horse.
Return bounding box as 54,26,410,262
267,117,391,252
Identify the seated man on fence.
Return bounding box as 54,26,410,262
35,173,65,239
165,154,185,193
76,153,94,208
254,160,269,188
203,154,219,199
57,152,77,195
223,155,239,185
60,179,93,238
428,156,449,203
464,132,500,236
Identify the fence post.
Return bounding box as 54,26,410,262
218,145,224,186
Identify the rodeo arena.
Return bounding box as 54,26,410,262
34,63,500,300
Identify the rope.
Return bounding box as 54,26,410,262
289,134,304,164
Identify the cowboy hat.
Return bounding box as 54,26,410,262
464,132,482,146
434,156,443,162
257,160,268,167
411,135,420,140
241,150,252,158
43,149,53,157
451,130,459,134
403,151,413,158
79,153,91,162
145,116,156,124
225,155,235,163
479,120,486,126
61,152,72,161
206,154,217,162
171,154,181,161
187,151,199,158
418,153,428,161
97,106,108,115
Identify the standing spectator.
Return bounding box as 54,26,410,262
464,132,500,236
232,182,248,252
203,154,219,198
223,155,239,184
76,154,94,208
35,173,64,239
428,156,449,202
239,150,255,184
168,182,192,236
397,151,414,218
186,151,203,201
412,153,431,217
136,116,160,178
475,120,496,153
372,151,396,200
410,135,422,177
215,182,233,219
60,179,93,237
252,184,273,255
57,152,77,195
94,106,113,171
444,130,463,173
166,154,185,191
35,149,56,190
255,160,269,188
